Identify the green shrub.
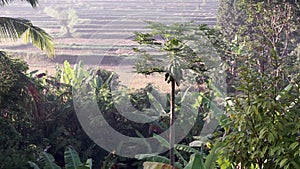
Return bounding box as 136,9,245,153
216,2,300,167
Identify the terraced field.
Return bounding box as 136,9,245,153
1,0,219,90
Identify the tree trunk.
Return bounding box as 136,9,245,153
169,79,175,168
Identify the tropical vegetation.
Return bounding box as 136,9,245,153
0,0,299,169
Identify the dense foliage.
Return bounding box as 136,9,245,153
0,53,42,169
0,56,99,168
1,0,299,169
217,0,300,168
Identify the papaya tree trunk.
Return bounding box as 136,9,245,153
170,79,175,168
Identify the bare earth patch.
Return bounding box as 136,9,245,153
26,59,171,92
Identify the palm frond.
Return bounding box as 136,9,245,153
0,17,55,57
0,0,38,7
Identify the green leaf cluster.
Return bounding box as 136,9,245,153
217,1,300,168
137,134,221,169
28,146,92,169
134,22,212,86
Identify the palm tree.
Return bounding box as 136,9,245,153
0,0,55,57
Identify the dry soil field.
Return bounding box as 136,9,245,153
0,0,219,91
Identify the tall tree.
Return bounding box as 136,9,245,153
217,1,300,168
217,0,300,94
134,21,218,168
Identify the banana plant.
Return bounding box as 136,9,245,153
28,146,92,169
136,134,221,169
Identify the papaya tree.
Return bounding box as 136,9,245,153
133,21,218,168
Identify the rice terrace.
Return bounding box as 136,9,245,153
1,0,218,90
